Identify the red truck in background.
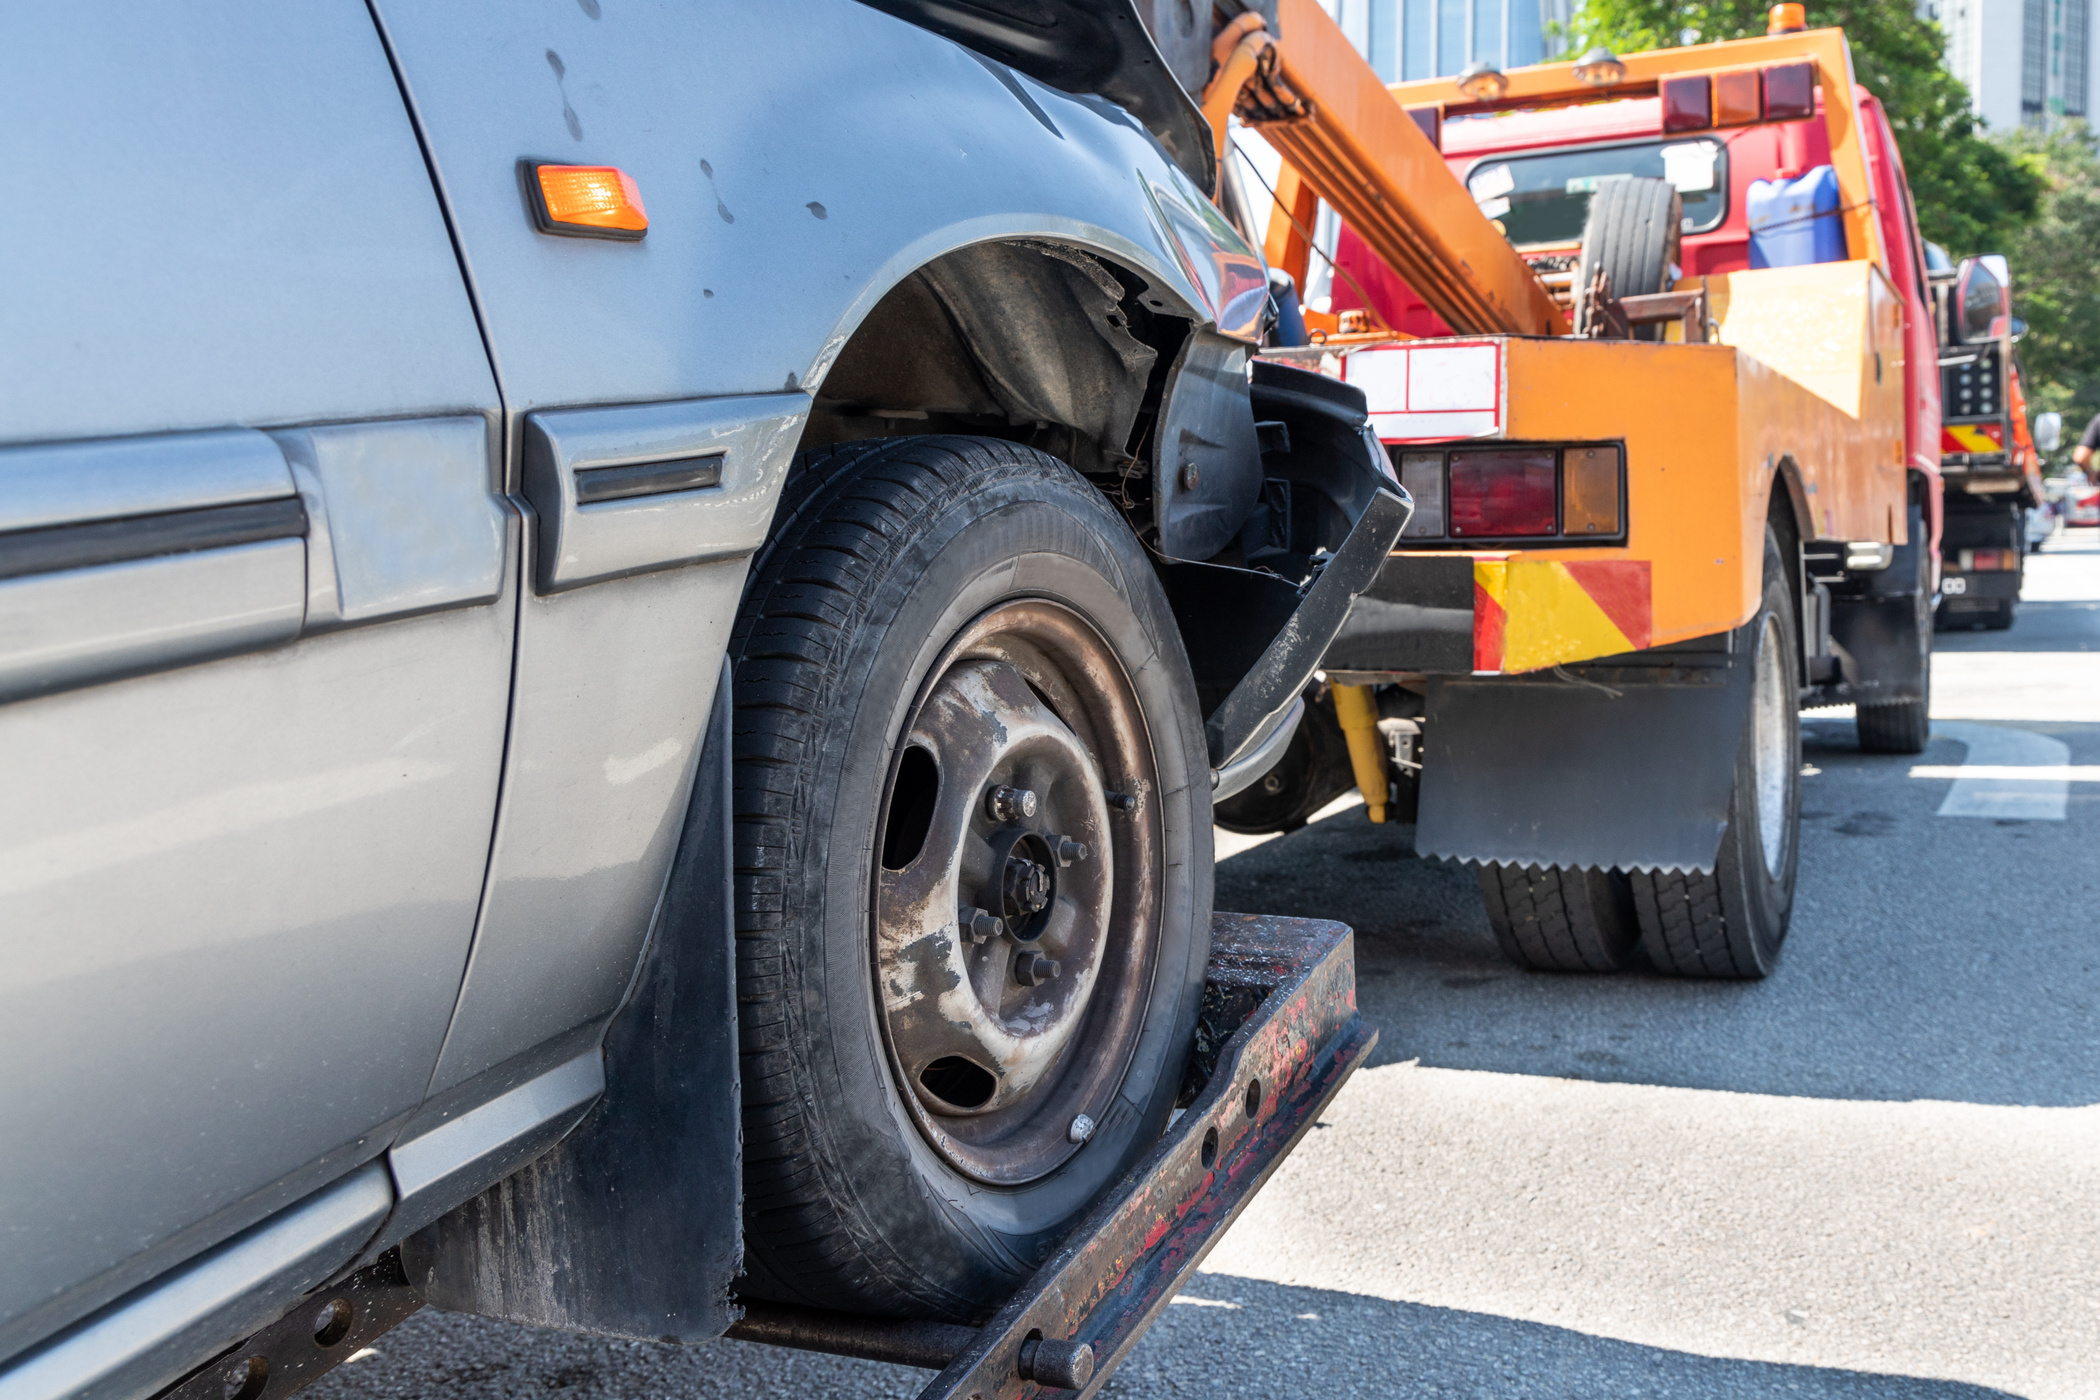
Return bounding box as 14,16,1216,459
1926,248,2050,629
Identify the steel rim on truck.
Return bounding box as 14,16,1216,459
1752,609,1791,878
872,598,1161,1187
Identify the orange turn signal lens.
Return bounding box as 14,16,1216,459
526,162,648,241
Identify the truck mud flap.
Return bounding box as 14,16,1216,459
729,911,1375,1398
1417,649,1753,874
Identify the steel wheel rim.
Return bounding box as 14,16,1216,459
1752,610,1790,876
872,599,1161,1186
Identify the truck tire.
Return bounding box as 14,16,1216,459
1632,526,1800,977
1213,687,1354,834
1478,864,1639,971
1574,176,1683,340
729,436,1210,1321
1858,518,1933,753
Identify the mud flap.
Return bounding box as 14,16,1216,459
1417,645,1753,874
403,660,741,1341
1825,503,1929,704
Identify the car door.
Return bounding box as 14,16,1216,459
0,2,511,1361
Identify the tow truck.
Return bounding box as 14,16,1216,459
1208,0,1941,976
1928,248,2051,629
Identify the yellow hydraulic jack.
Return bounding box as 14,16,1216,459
1327,683,1390,823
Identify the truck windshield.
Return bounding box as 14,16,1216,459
1464,138,1728,247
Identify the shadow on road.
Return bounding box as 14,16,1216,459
1215,712,2100,1109
310,1279,2026,1400
1105,1275,2027,1399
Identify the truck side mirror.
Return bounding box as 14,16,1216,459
1953,256,2009,343
2034,411,2062,452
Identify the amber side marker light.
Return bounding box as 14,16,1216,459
523,161,648,241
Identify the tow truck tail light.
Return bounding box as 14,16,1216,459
1383,443,1625,544
1762,62,1815,120
1449,449,1558,536
1562,446,1624,534
1398,452,1446,537
1654,60,1815,135
1713,69,1762,125
1662,76,1711,133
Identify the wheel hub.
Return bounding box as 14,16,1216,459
872,601,1159,1186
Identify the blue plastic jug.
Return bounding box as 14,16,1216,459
1746,164,1844,268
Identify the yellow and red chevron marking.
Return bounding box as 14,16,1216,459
1942,422,2005,454
1472,559,1652,673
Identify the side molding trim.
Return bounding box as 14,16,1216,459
0,1167,392,1400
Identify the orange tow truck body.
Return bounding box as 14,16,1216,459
1207,2,1941,873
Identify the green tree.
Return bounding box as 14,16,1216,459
1564,1,2042,253
2000,122,2100,438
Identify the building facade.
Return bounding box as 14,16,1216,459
1921,0,2092,128
1328,0,1573,81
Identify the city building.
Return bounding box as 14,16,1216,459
1326,0,1574,80
1920,0,2093,128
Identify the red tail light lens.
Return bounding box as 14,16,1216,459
1662,75,1712,133
1762,61,1815,121
1449,449,1557,536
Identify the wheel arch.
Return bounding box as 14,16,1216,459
796,231,1202,488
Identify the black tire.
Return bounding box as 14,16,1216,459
1980,597,2017,630
1575,176,1683,340
730,436,1210,1320
1859,521,1933,754
1632,526,1801,978
1213,687,1354,834
1478,864,1640,972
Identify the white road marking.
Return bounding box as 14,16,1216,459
1929,720,2071,820
1910,764,2100,781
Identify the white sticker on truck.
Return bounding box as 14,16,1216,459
1344,342,1504,443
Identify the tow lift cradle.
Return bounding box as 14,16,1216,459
156,913,1372,1400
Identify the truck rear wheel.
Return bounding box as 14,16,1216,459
730,437,1210,1320
1574,176,1683,340
1632,527,1800,978
1478,864,1639,971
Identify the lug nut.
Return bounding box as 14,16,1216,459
1180,461,1202,491
986,784,1038,823
1013,950,1062,986
1068,1113,1095,1144
1054,837,1089,867
960,906,1006,944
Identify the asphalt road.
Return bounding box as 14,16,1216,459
310,535,2100,1400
